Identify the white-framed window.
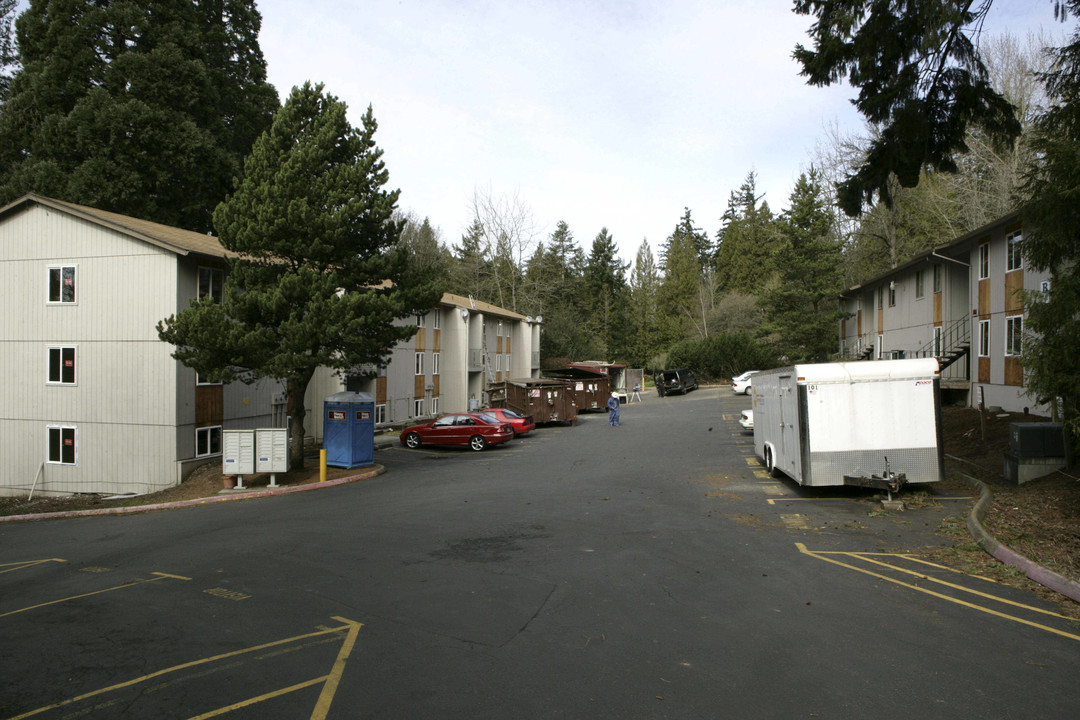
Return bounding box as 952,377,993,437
875,334,884,359
978,243,990,280
375,404,387,424
48,265,77,304
196,371,222,386
1006,230,1023,272
1005,316,1023,356
196,425,222,457
47,425,78,465
933,264,942,293
431,397,440,415
47,346,77,384
496,354,501,372
433,308,441,329
978,319,990,357
888,283,896,307
432,352,440,375
497,320,503,336
915,271,925,299
198,266,224,303
413,398,425,417
933,326,943,358
414,352,424,375
416,313,426,328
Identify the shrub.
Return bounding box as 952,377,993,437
666,332,778,382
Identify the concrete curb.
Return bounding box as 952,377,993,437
959,471,1080,604
0,465,387,524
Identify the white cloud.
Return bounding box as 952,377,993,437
255,0,1053,263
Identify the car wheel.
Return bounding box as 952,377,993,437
404,433,421,449
469,435,487,452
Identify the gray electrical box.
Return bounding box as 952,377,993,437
1009,423,1065,458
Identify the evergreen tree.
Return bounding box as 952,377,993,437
158,83,440,467
714,172,779,292
657,211,705,345
450,219,490,299
398,212,452,291
758,169,846,361
627,238,663,368
793,0,1022,215
0,0,278,231
522,220,593,360
0,0,16,100
584,227,630,358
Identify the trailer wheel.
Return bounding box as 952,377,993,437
764,445,782,478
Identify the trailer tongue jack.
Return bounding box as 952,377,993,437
843,456,907,496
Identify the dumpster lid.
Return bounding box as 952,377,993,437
325,391,375,403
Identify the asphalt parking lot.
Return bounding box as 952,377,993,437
2,387,1079,719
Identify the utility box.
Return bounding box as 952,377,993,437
222,429,255,476
1009,423,1065,458
324,391,375,468
255,428,289,473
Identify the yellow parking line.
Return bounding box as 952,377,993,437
744,457,759,466
0,559,66,575
0,573,188,619
796,544,1080,642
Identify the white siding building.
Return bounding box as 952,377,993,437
0,194,281,497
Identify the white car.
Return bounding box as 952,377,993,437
731,371,759,395
739,409,754,430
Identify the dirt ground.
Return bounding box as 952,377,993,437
3,407,1078,610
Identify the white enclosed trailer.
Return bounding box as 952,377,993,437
751,359,943,490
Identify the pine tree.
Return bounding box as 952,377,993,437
584,227,630,358
158,83,440,467
714,172,779,293
0,0,278,231
0,0,16,100
627,239,662,368
758,169,846,361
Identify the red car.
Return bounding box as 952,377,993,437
472,408,536,437
400,413,514,451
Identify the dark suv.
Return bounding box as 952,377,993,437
655,368,698,396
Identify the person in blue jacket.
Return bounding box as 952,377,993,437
607,391,621,426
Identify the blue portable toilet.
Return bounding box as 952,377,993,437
324,391,375,468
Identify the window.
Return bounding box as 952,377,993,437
497,320,503,337
414,352,424,375
413,398,425,417
978,320,990,357
198,267,223,303
48,346,77,384
48,425,78,465
933,264,942,293
877,286,884,309
375,404,387,424
48,265,77,303
196,371,222,386
416,313,426,328
1006,316,1023,356
1006,230,1023,272
933,326,943,358
888,283,896,307
196,426,222,457
433,309,441,329
978,243,990,280
431,397,440,415
432,352,440,375
495,354,501,372
915,271,925,299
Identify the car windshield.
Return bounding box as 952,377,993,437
474,413,499,424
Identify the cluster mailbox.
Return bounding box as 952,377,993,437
222,428,290,488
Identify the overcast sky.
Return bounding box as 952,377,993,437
256,0,1057,265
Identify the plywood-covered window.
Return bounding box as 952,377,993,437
47,346,77,384
48,265,77,304
48,425,77,465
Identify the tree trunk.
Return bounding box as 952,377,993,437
287,375,312,470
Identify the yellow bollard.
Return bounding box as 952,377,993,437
320,448,327,482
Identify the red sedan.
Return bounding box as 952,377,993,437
472,408,536,437
400,413,514,452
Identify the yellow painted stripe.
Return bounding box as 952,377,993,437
762,485,784,496
311,617,364,720
795,544,1080,642
7,621,357,720
0,575,176,619
152,571,192,581
188,676,328,719
780,514,809,529
0,559,66,574
753,470,771,479
744,458,759,466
